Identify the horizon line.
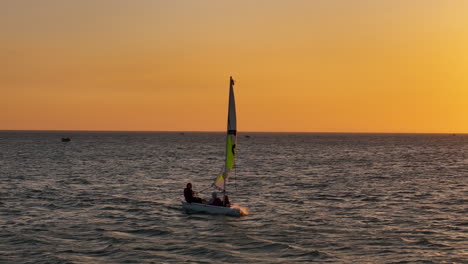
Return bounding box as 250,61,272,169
0,129,465,135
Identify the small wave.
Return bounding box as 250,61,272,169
280,249,329,260
127,228,170,236
401,237,450,248
45,202,61,209
60,244,119,257
387,260,438,264
124,208,145,213
361,196,381,202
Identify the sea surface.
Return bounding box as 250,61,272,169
0,131,467,263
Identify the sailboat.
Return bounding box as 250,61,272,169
181,76,242,216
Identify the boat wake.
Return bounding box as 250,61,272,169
231,204,249,216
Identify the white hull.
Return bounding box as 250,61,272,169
182,201,241,216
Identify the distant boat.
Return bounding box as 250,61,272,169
182,76,243,216
61,137,71,142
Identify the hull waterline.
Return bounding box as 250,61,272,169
181,201,241,217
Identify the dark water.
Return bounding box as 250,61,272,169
0,131,467,263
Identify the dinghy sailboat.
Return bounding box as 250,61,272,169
182,76,242,216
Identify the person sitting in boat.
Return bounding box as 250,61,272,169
223,194,231,207
209,192,223,206
184,183,203,203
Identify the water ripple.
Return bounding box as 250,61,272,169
0,132,467,263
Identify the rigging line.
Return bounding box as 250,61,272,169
234,165,237,192
198,185,213,194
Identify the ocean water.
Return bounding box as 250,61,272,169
0,131,467,263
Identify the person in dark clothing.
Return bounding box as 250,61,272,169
223,194,231,207
184,183,203,203
209,192,223,206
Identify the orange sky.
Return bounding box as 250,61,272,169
1,0,467,133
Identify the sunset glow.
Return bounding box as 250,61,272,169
1,0,467,133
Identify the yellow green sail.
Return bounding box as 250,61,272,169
214,77,237,190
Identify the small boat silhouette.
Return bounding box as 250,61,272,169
61,137,71,142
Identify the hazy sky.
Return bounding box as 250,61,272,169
1,0,467,132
